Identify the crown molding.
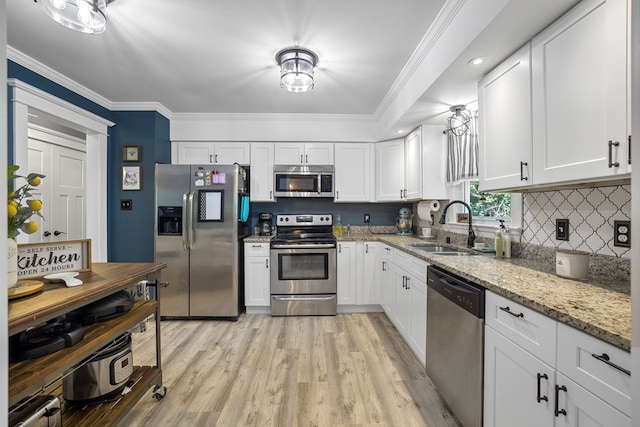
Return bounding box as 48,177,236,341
110,102,172,120
170,112,375,123
374,0,466,120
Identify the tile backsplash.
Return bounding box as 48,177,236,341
522,185,631,259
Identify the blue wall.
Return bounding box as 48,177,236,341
108,111,170,262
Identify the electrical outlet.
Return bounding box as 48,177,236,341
121,199,132,210
614,220,631,248
555,218,569,241
364,214,371,224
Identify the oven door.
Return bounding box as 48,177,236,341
270,245,337,294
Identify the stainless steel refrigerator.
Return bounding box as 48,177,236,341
154,164,249,320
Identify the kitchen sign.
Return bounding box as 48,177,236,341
17,239,92,279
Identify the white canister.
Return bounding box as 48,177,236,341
555,249,590,279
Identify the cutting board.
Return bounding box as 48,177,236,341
8,280,45,300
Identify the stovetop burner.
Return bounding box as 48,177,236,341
272,214,336,245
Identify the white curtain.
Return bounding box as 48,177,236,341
446,110,479,183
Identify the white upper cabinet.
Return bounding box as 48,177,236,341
274,142,334,165
418,125,448,200
174,142,251,165
250,143,275,202
531,0,629,184
375,138,405,201
478,44,533,192
404,129,422,200
334,143,371,202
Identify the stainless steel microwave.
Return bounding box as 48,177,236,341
273,165,334,198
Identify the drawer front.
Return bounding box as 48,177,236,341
485,291,557,366
557,323,631,416
244,242,270,257
394,250,427,282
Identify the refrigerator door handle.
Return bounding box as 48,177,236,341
181,192,189,251
187,191,195,249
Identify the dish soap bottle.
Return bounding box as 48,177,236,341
495,219,505,259
503,225,512,259
334,215,344,236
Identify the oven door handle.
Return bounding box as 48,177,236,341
272,295,336,301
271,243,336,249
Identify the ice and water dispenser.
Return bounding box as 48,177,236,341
157,206,182,235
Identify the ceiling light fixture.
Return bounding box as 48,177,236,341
276,48,318,93
468,57,484,65
39,0,112,34
446,105,471,136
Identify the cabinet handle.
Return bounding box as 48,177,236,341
403,189,407,198
305,154,308,163
215,154,218,163
300,154,304,164
499,306,524,318
400,189,403,199
406,276,410,290
269,190,273,200
339,244,342,253
365,244,369,253
265,259,269,268
336,191,339,200
382,261,387,271
251,244,261,248
43,231,51,237
402,276,407,289
520,161,528,181
53,230,66,236
628,135,632,165
536,373,549,403
591,353,631,376
554,384,567,417
209,154,213,163
608,140,620,168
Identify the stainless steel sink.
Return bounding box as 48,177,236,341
408,244,474,256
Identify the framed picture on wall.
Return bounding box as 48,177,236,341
122,166,141,190
123,145,140,162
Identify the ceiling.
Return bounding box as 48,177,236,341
6,0,580,138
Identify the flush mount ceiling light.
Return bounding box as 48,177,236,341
468,57,484,65
39,0,113,34
446,105,471,137
276,48,318,93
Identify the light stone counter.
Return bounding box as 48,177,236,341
334,232,631,351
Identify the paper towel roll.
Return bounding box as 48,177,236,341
416,201,432,220
429,200,440,212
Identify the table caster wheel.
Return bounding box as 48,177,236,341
152,385,167,400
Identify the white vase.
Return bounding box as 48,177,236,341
8,238,18,288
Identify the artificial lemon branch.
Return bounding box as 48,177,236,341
7,165,45,239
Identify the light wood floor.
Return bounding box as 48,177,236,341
124,313,460,427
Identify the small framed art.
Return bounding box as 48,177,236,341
123,145,140,162
122,166,141,190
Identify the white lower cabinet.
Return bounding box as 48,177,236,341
244,243,270,307
379,245,427,365
359,242,381,305
484,291,630,427
337,242,357,305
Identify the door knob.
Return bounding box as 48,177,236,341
53,230,66,236
43,231,51,237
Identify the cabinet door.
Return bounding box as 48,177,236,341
375,138,405,201
250,143,275,202
380,250,394,314
392,267,411,336
478,44,533,191
337,242,357,305
215,143,250,165
175,142,216,164
484,326,555,427
404,129,422,200
305,143,334,165
274,143,305,164
359,242,381,305
531,0,628,184
244,255,270,306
334,143,371,202
421,125,449,200
556,373,630,427
408,274,426,365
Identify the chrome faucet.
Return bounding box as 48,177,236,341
439,200,476,248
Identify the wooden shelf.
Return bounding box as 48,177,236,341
62,366,162,426
9,299,158,406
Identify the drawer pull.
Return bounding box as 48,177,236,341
608,140,620,168
536,373,549,403
591,353,631,376
554,384,567,417
499,306,524,318
520,161,528,181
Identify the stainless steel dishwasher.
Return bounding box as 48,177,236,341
426,265,485,427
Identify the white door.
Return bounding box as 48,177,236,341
28,137,86,243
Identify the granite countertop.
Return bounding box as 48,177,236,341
244,232,631,350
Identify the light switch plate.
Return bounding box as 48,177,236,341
121,199,132,210
555,218,569,241
613,220,630,248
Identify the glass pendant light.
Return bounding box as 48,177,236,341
40,0,109,34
